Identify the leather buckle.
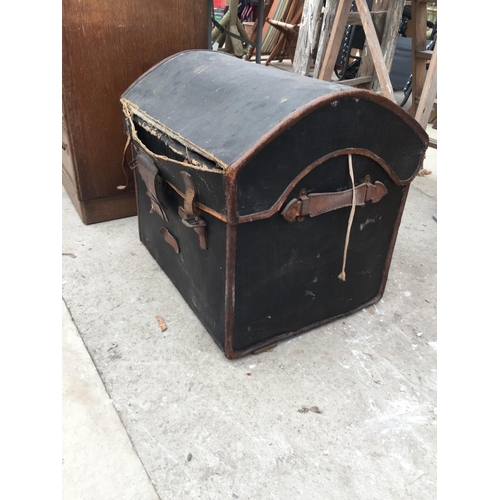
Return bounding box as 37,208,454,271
178,206,208,250
297,188,309,222
181,215,207,229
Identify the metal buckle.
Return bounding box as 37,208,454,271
177,204,208,250
181,215,207,229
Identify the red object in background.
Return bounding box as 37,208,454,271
213,0,226,8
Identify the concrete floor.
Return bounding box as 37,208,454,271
62,82,437,498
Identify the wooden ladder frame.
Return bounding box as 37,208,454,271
409,0,437,147
317,0,405,103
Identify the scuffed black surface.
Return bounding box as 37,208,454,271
123,50,351,166
135,169,227,349
233,155,404,351
134,120,227,216
123,50,428,354
236,98,423,216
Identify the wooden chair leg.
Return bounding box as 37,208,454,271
265,32,287,65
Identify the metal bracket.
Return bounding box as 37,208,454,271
178,171,207,250
181,215,207,229
178,206,208,251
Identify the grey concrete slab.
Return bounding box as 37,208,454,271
62,300,160,500
62,142,436,500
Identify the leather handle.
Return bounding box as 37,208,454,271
281,180,388,222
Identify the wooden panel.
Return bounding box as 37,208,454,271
414,41,437,128
62,0,207,223
337,75,373,86
416,50,433,59
63,169,138,224
312,0,339,79
409,0,428,116
62,115,76,188
346,10,387,25
292,0,323,76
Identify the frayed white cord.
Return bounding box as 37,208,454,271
338,154,356,281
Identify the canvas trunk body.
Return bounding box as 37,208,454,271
121,50,428,359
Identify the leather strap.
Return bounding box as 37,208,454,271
178,206,208,250
179,172,207,250
160,227,179,253
136,151,169,221
117,135,135,191
180,171,201,216
281,180,387,222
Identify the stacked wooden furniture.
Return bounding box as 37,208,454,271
264,0,304,65
62,0,208,224
244,1,272,61
407,0,437,148
293,0,405,102
245,0,299,61
211,0,253,57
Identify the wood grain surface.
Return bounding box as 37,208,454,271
62,0,208,223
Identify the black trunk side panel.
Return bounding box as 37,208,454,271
236,98,424,217
232,155,404,351
135,170,227,349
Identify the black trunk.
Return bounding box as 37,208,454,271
121,50,428,359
